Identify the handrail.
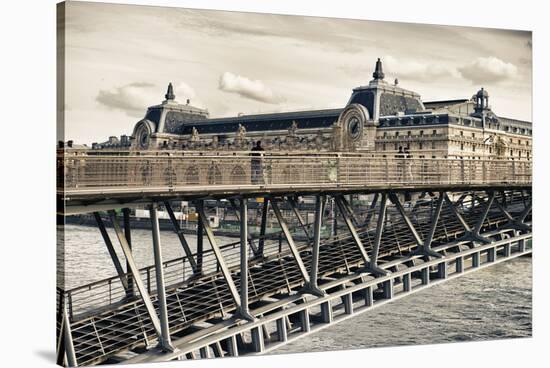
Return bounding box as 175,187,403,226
59,152,532,197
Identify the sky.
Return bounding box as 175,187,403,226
59,1,533,144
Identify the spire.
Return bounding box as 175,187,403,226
165,82,175,101
372,58,385,80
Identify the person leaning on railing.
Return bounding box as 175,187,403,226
251,140,265,184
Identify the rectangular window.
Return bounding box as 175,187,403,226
432,130,437,135
460,131,464,136
419,142,423,149
407,131,411,136
420,130,424,136
395,132,399,137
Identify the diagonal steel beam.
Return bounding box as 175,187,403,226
108,210,162,337
443,193,472,233
334,195,370,265
196,201,243,311
288,196,311,242
362,193,379,228
389,193,423,246
270,198,311,284
474,191,496,235
163,201,198,274
93,212,129,291
519,202,532,223
258,198,269,256
304,195,326,296
371,192,388,272
493,195,514,222
339,194,360,228
417,192,444,258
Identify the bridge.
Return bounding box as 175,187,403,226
57,151,532,366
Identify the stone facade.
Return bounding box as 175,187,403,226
92,59,532,160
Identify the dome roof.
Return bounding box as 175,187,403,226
476,87,489,97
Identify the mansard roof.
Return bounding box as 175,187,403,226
181,108,343,135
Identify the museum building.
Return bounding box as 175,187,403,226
92,59,532,160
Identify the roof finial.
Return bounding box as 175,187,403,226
372,58,385,80
165,82,175,100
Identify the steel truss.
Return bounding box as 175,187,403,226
57,188,532,366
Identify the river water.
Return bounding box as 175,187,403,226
58,224,532,351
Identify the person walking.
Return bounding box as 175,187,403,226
251,140,265,184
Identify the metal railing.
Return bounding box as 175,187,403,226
59,151,532,196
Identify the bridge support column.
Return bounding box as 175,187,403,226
300,309,311,332
403,273,411,292
227,336,239,357
196,209,204,274
229,199,259,256
238,198,255,321
93,213,129,292
364,285,373,306
258,198,269,257
108,210,163,340
437,261,448,279
421,267,430,285
164,201,199,275
518,238,526,253
251,326,265,352
383,280,393,299
343,293,354,314
150,204,175,352
276,317,288,342
321,301,333,323
122,208,135,297
456,257,464,273
472,252,480,268
487,247,496,263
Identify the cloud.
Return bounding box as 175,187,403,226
218,72,285,104
383,55,461,82
96,81,202,117
458,57,518,84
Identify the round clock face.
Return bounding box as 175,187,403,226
139,130,149,148
347,116,363,140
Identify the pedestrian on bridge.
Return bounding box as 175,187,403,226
251,140,265,184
